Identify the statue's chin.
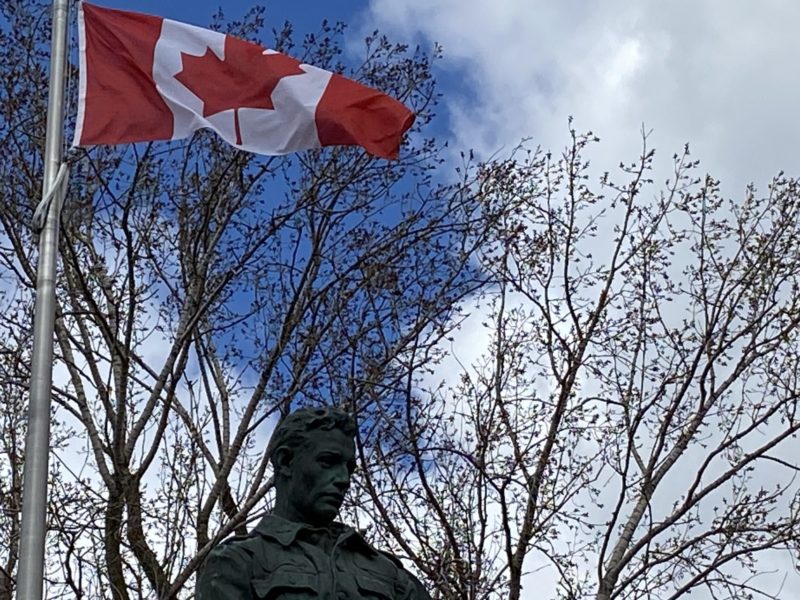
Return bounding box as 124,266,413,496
305,506,339,527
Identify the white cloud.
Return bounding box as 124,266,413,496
364,0,800,198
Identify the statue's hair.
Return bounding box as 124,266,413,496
267,406,356,469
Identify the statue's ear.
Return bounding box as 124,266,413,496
273,446,294,478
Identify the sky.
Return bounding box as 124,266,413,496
92,0,800,200
362,0,800,198
64,1,800,598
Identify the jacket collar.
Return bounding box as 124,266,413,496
252,514,375,554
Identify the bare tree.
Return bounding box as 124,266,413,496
0,336,27,600
0,1,486,597
356,128,800,600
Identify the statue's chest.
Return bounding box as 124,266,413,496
249,537,403,600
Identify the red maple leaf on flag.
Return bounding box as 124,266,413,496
175,36,305,145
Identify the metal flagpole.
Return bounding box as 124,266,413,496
17,0,71,597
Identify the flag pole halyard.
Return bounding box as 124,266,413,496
17,0,70,597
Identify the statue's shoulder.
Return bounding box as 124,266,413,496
372,548,432,600
374,548,405,569
203,527,285,574
196,534,264,600
216,531,261,551
202,533,259,571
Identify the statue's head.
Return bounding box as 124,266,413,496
267,406,357,527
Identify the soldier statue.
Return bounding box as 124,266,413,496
196,406,431,599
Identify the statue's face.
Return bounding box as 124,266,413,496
285,428,356,526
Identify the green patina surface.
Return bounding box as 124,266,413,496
196,407,431,599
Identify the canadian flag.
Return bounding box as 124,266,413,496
73,2,415,159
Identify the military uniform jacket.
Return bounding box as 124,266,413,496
196,515,431,600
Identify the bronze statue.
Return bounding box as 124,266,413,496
196,407,431,599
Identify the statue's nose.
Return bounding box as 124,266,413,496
332,465,350,490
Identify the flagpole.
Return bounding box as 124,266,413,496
17,0,70,597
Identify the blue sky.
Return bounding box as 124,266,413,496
91,0,365,36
